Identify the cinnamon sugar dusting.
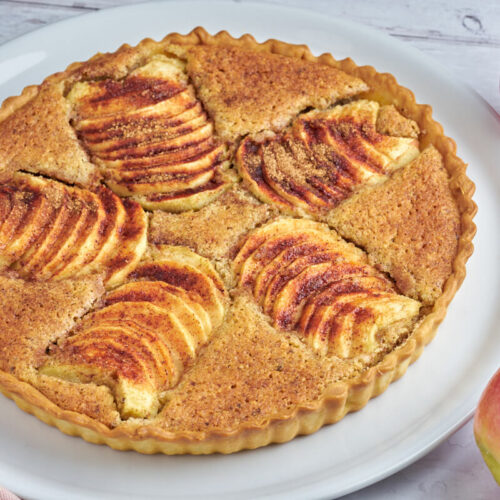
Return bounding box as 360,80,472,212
68,55,230,212
0,173,147,288
234,219,420,359
158,295,337,433
237,100,419,216
0,34,469,452
88,77,183,108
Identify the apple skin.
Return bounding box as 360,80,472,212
474,367,500,485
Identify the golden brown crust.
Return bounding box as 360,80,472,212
64,38,165,84
328,147,461,304
0,27,476,455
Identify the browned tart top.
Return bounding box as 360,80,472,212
0,29,472,450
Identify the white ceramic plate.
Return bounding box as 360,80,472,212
0,2,498,499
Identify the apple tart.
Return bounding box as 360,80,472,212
0,28,476,454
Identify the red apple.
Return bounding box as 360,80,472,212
474,367,500,485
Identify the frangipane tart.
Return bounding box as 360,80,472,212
0,27,476,454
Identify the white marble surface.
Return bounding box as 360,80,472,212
0,1,499,499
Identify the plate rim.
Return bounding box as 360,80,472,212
0,1,498,499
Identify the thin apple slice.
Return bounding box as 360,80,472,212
261,140,332,212
85,301,198,364
299,101,419,176
0,190,33,255
233,218,330,274
69,186,126,278
0,187,53,269
306,293,419,358
93,118,212,158
106,280,212,336
132,245,227,326
104,137,216,172
262,253,354,313
254,247,343,305
83,104,205,150
133,177,229,212
269,260,370,330
139,244,226,294
296,135,357,194
297,119,385,186
252,244,317,300
108,167,214,197
98,198,147,288
241,229,344,292
239,237,313,290
96,122,214,162
42,326,160,418
69,76,186,120
36,191,97,279
15,187,77,277
105,280,209,346
74,89,199,136
235,137,293,212
112,144,222,179
299,275,394,334
89,319,179,386
307,301,358,357
304,292,381,356
50,188,106,279
75,323,174,388
130,260,224,328
80,306,183,381
347,294,419,353
65,325,166,386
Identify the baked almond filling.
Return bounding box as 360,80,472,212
0,29,474,454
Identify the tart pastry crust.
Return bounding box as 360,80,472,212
0,27,476,454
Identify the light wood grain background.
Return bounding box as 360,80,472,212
1,0,499,113
0,2,499,499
